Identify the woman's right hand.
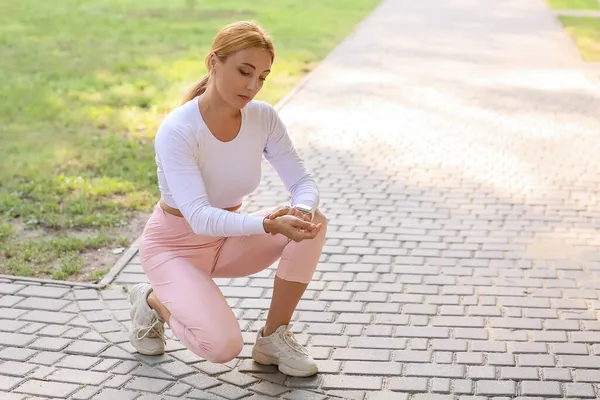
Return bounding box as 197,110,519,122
263,215,321,242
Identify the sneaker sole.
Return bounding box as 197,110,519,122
252,349,318,377
128,331,165,356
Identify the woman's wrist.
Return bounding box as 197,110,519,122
263,217,277,234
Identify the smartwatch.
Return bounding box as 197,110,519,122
295,203,313,216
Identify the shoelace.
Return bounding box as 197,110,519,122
281,326,309,356
136,318,166,344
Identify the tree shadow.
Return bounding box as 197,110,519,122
215,126,600,397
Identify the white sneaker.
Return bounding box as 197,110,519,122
128,283,165,355
252,324,318,377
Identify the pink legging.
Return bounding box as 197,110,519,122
138,203,327,363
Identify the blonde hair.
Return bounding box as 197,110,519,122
181,21,275,104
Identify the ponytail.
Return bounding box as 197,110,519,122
180,74,209,104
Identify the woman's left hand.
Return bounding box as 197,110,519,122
266,205,312,222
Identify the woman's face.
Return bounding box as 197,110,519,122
211,47,272,109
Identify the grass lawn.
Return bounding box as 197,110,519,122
547,0,600,9
0,0,380,282
558,16,600,61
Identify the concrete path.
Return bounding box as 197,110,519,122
555,9,600,17
2,0,600,399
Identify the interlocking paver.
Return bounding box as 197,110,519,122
132,363,175,379
63,327,89,339
311,335,349,347
521,381,563,397
28,351,66,366
331,348,390,361
512,342,549,354
282,390,327,400
124,376,174,393
29,365,57,380
0,361,38,377
0,295,24,307
413,395,454,400
0,283,25,295
102,374,132,388
518,354,556,367
99,346,137,360
92,388,139,400
19,322,46,334
19,310,76,324
208,383,252,399
48,369,111,386
38,323,71,337
395,327,450,338
431,378,451,393
17,286,70,298
493,329,529,342
154,360,196,378
70,385,102,400
454,379,474,395
321,375,382,390
432,317,485,328
457,353,484,365
55,355,102,370
394,351,432,365
405,363,465,378
90,358,119,372
433,339,469,352
0,376,24,391
14,297,71,311
435,352,454,364
0,332,35,347
63,340,110,356
217,370,259,387
544,368,573,382
343,361,401,375
388,377,429,392
28,336,72,352
196,361,237,375
476,381,517,396
351,337,406,349
569,384,597,398
13,379,81,398
364,325,393,336
181,374,221,390
468,366,496,380
162,382,192,397
250,381,290,397
500,367,539,380
560,355,600,369
0,347,37,362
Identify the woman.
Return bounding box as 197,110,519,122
127,20,327,378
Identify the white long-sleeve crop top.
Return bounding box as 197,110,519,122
154,97,319,237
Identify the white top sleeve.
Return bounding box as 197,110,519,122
154,122,268,237
263,107,320,210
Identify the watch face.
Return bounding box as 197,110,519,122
296,204,312,214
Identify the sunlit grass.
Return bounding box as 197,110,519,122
558,16,600,61
547,0,600,9
0,0,380,280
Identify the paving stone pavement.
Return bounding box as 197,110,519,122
3,0,600,399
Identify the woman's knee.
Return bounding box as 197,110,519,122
190,329,243,364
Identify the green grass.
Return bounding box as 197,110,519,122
558,16,600,61
0,0,380,281
547,0,600,9
1,233,123,280
89,268,109,283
